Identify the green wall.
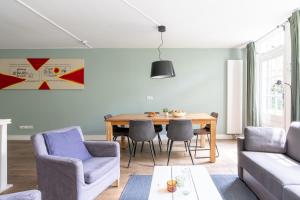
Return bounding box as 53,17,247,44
0,48,243,135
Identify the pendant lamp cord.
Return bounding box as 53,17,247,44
158,32,163,60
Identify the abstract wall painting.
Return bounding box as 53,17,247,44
0,58,84,90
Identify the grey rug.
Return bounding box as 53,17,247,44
119,174,258,200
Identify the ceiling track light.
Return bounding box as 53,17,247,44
120,0,161,26
15,0,92,48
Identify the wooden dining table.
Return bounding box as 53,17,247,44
104,113,217,163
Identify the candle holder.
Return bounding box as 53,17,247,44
167,180,177,192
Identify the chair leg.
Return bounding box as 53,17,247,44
132,140,135,151
167,140,174,166
112,178,120,187
216,143,220,157
187,140,194,165
167,139,170,152
194,134,198,157
140,141,144,152
184,141,188,152
113,136,117,141
207,134,219,157
193,134,219,159
151,140,156,157
127,140,133,168
159,133,163,145
133,141,137,157
157,133,162,152
148,141,156,166
127,137,132,155
207,133,210,144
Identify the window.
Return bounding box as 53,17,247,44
257,28,285,128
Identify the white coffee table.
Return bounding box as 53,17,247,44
148,165,222,200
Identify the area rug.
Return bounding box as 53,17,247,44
119,174,258,200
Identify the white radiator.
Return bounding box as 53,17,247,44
227,60,243,135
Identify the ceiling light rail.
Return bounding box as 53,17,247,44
15,0,92,48
120,0,161,26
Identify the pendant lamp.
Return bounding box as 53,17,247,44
151,26,175,78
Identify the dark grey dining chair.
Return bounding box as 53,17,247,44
128,120,156,167
166,120,194,165
104,114,132,155
104,114,129,141
193,112,220,158
141,112,163,152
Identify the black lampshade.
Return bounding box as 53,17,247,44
151,60,175,79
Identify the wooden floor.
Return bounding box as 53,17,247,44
5,139,237,200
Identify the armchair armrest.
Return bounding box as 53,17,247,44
237,137,245,152
36,155,85,197
84,141,120,157
244,127,287,153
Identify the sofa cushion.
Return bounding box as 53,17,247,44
244,127,286,153
43,128,92,161
283,185,300,200
83,157,119,184
239,151,300,199
286,122,300,162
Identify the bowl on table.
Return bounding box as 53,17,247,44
172,111,186,117
147,112,157,117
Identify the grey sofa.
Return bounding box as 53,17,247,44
238,122,300,200
31,126,120,200
0,190,41,200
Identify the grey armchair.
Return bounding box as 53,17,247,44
0,190,41,200
31,126,120,200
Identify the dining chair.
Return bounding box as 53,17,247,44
193,112,220,158
128,120,156,167
104,114,130,141
141,112,163,152
166,120,194,165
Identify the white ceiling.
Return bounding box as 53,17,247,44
0,0,299,49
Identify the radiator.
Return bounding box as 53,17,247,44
227,60,243,135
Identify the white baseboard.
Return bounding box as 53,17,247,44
8,135,32,140
7,135,107,141
216,134,236,139
8,134,235,140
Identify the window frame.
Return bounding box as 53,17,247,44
257,45,285,128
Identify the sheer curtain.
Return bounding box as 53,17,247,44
254,23,291,129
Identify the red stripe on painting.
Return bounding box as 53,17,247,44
0,73,25,89
39,81,50,90
27,58,49,71
59,68,84,84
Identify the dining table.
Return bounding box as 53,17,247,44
104,113,217,163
